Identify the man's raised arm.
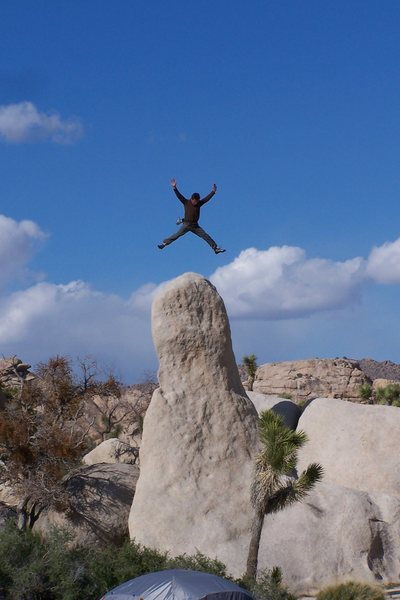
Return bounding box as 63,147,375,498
200,183,217,204
170,178,187,203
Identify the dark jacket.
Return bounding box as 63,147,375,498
173,187,215,224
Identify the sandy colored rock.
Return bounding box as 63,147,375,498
34,463,139,545
372,378,399,391
129,273,258,576
297,397,400,497
258,482,400,595
253,358,370,403
83,438,138,465
247,391,301,429
0,357,35,390
0,482,19,507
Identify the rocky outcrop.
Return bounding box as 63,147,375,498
128,273,400,589
34,463,139,545
253,358,370,403
297,397,400,496
83,438,139,465
259,482,400,594
259,396,400,593
129,273,259,576
0,357,35,402
358,358,400,382
247,392,301,430
372,378,399,392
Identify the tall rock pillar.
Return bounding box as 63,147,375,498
129,273,258,575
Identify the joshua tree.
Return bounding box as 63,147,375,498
246,410,323,579
243,354,258,391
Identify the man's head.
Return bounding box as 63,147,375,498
191,192,200,205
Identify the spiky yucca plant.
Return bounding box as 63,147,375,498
246,410,323,579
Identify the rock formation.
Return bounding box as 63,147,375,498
129,273,259,576
129,273,400,592
83,438,139,465
246,391,301,430
372,378,399,392
358,358,400,381
258,482,400,594
297,397,400,496
0,357,35,405
259,397,400,593
34,463,139,545
253,358,370,403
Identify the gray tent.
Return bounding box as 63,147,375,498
100,569,254,600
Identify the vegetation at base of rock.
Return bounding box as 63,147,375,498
0,384,18,402
246,409,324,579
0,355,154,530
167,552,228,577
316,581,385,600
375,383,400,407
240,567,295,600
359,383,373,401
0,521,291,600
279,392,293,400
242,354,258,391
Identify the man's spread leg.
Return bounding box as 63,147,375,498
192,224,225,253
157,224,189,249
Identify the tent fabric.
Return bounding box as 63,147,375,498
101,569,254,600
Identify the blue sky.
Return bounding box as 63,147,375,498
1,1,400,382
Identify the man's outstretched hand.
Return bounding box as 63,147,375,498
212,183,217,193
170,178,177,188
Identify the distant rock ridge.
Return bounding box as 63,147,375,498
357,357,400,381
253,357,370,403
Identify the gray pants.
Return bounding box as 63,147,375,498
163,222,217,249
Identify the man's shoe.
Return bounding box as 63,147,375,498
158,243,166,250
214,247,226,254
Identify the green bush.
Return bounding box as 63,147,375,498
0,521,296,599
0,521,242,599
239,567,295,600
167,552,227,577
279,393,293,400
359,384,372,401
316,581,385,600
0,384,18,402
375,383,400,407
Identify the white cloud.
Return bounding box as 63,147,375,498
0,102,83,144
2,220,400,382
0,215,46,289
0,280,156,381
209,246,366,319
366,238,400,284
129,282,165,313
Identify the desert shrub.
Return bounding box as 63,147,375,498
0,385,18,402
0,522,239,599
0,521,50,599
94,539,169,591
239,567,295,600
359,384,372,401
279,392,293,400
167,551,227,577
375,383,400,407
316,581,385,600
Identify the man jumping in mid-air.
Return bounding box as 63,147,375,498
157,179,226,254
